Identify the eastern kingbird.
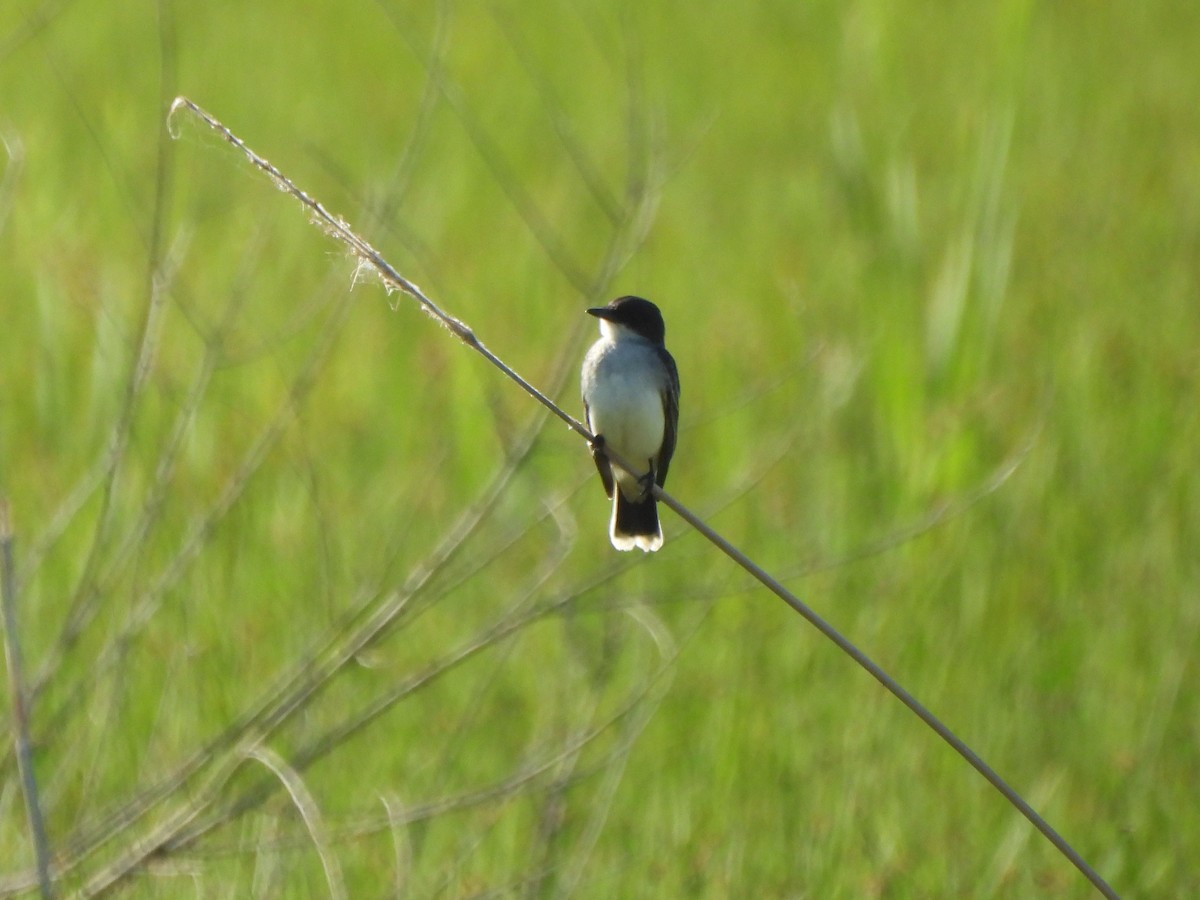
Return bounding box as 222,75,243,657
580,296,680,552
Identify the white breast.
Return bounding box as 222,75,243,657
582,336,665,494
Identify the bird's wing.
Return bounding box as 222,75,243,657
584,400,615,498
654,348,680,488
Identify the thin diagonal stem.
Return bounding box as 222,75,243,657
168,98,594,444
651,486,1118,900
166,97,1117,899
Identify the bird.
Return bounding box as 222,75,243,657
580,296,680,552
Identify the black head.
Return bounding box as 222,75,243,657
586,295,666,345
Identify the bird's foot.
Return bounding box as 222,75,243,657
637,460,657,499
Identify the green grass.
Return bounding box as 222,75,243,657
2,0,1197,896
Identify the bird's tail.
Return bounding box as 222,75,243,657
610,492,663,552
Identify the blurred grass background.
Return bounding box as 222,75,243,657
1,0,1197,896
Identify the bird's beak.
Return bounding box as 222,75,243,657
586,307,615,320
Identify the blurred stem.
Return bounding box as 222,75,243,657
0,501,55,899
